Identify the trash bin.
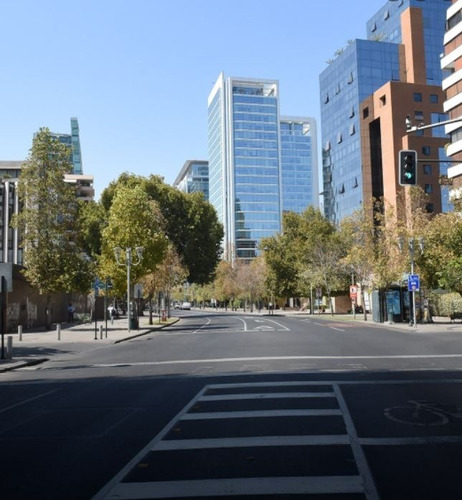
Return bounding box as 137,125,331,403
129,316,138,329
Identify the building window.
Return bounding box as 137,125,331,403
426,203,434,213
335,83,341,95
430,94,438,104
349,106,355,118
324,94,329,104
337,132,343,143
425,184,433,194
349,123,356,135
422,146,431,155
348,72,354,85
415,111,424,121
414,92,423,102
423,164,432,175
380,95,386,106
384,10,390,20
324,140,331,151
363,107,369,119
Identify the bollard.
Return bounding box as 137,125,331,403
18,324,23,341
99,324,103,340
6,336,13,359
57,323,61,341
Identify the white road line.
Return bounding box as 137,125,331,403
93,353,462,368
0,389,59,414
334,383,380,500
107,476,364,499
192,317,211,334
201,392,335,401
359,436,462,445
181,409,342,420
154,434,350,451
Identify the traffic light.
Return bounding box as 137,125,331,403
399,150,417,186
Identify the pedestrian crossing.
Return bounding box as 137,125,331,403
94,381,377,499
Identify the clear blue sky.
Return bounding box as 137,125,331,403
1,0,387,200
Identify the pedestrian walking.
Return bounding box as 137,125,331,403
67,303,75,323
108,304,116,325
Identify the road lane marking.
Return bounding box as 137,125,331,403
181,409,342,419
107,476,364,499
192,317,211,334
0,389,59,414
334,383,380,500
201,392,335,401
92,353,462,368
154,434,350,450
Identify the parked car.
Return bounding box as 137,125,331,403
180,301,191,310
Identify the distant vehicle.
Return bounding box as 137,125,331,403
180,302,191,310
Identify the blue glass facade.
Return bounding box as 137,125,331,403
51,117,83,175
366,0,451,85
280,118,316,213
320,40,400,223
232,81,281,260
208,74,318,261
174,160,209,200
320,0,450,223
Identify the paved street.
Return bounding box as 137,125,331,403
1,309,462,499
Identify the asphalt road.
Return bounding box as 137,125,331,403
1,310,462,499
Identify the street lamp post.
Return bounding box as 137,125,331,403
114,246,144,332
398,237,424,327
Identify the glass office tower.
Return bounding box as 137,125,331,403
208,73,317,262
51,117,83,175
174,160,209,200
320,0,450,224
280,117,317,214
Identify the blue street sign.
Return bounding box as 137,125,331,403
408,274,420,292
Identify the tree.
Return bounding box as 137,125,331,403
75,200,107,259
142,244,188,322
12,127,94,328
101,174,223,284
98,185,168,298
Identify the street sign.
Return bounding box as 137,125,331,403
350,285,358,299
408,274,420,292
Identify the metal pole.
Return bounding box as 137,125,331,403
127,248,131,332
410,240,417,328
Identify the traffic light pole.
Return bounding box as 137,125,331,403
406,115,462,133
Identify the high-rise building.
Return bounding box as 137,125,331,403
208,73,317,262
50,118,94,201
51,117,83,175
441,0,462,205
320,0,451,224
173,160,209,200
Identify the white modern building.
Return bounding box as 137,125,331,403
442,0,462,204
207,73,318,262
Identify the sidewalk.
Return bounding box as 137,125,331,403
0,315,178,373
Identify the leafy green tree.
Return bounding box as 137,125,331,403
98,184,168,297
421,211,462,294
101,174,223,284
75,200,107,259
12,128,94,328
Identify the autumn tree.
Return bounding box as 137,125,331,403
12,128,94,329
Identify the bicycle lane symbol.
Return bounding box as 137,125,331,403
384,400,462,427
